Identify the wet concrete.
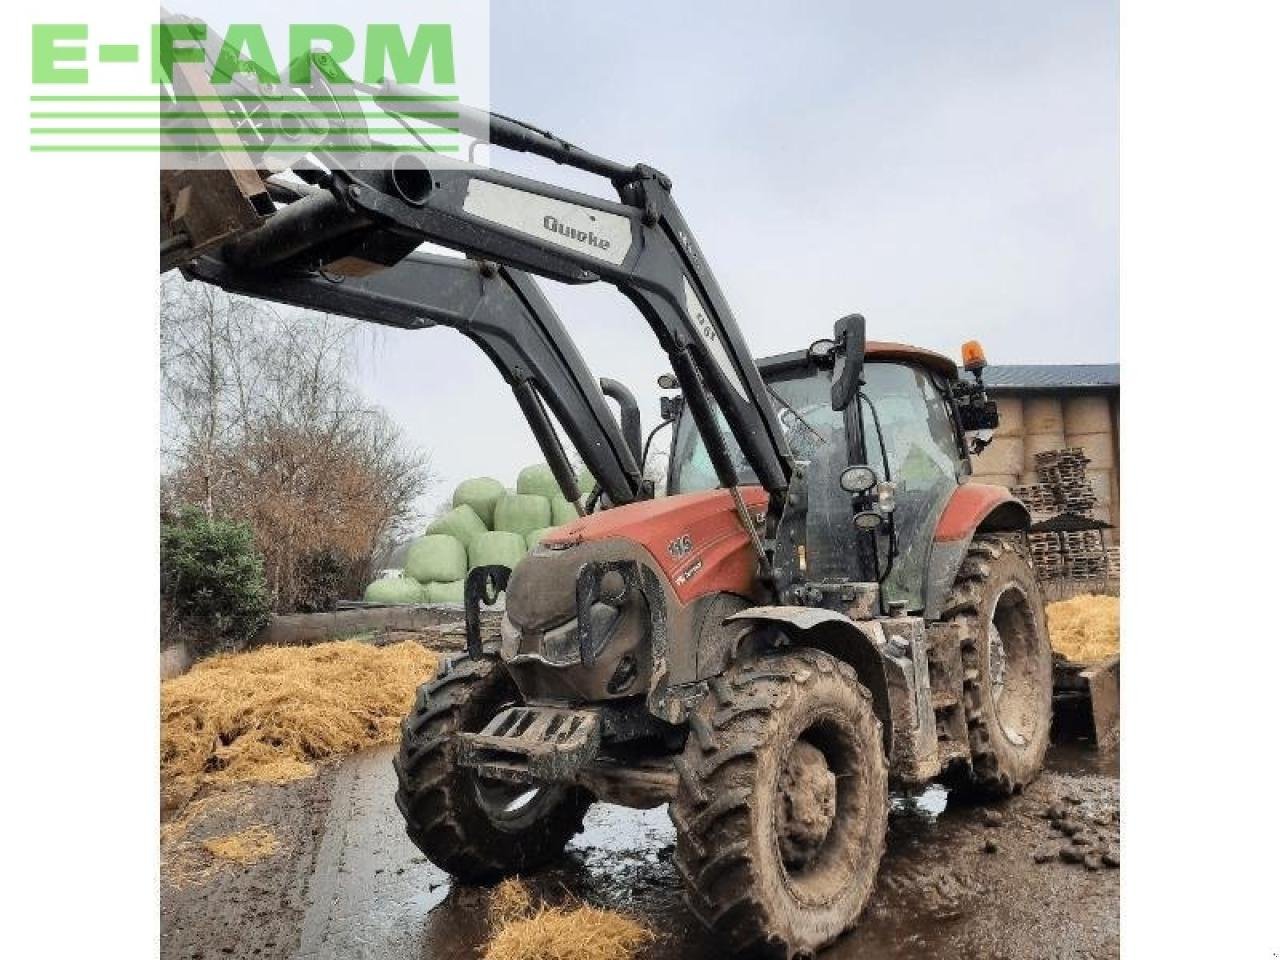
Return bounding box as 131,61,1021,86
162,743,1118,960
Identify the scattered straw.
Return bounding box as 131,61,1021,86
161,639,438,812
161,788,264,887
1047,595,1120,662
202,825,280,864
483,905,654,960
490,878,536,926
482,880,653,960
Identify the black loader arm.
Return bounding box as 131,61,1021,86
183,251,642,507
193,87,793,507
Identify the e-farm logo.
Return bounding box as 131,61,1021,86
29,14,483,168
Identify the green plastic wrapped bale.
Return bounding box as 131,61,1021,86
549,495,579,526
469,530,528,571
493,493,551,538
452,477,505,528
424,579,466,604
577,467,597,499
516,463,562,501
526,527,555,550
426,504,487,549
363,576,426,605
404,534,467,584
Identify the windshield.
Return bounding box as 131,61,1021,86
668,368,841,494
668,362,962,493
667,361,966,610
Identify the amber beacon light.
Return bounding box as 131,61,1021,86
961,340,987,373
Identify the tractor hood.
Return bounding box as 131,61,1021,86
539,487,769,605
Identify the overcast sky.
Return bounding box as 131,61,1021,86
346,0,1117,513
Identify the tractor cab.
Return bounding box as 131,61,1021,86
665,340,980,613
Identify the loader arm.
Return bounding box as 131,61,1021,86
182,249,643,508
187,91,793,498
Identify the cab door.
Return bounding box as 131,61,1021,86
860,362,967,611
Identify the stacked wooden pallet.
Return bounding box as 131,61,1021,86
1010,482,1058,517
1106,545,1121,579
1062,529,1107,578
1033,448,1097,514
1009,447,1119,583
1028,531,1064,578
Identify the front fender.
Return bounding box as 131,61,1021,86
724,606,892,756
923,482,1031,619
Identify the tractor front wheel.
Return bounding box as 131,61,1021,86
393,654,592,883
671,649,888,958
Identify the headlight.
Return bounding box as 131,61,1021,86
839,464,878,494
853,510,882,531
538,603,621,665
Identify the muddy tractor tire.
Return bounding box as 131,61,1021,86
393,654,592,883
942,533,1053,798
671,648,888,958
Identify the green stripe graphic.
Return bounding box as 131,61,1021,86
31,144,461,152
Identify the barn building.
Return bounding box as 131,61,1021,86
969,364,1121,541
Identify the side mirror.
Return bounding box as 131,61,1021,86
830,314,866,412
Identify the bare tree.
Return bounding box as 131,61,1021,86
161,274,433,611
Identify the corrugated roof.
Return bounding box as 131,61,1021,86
976,364,1119,392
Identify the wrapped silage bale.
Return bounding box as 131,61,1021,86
469,530,528,571
363,576,426,604
404,534,467,584
424,579,466,604
493,493,551,538
549,496,579,526
526,527,554,550
577,468,597,498
516,463,562,501
426,504,487,549
452,477,505,528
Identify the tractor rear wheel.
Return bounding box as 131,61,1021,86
393,654,592,882
671,649,888,958
941,533,1052,797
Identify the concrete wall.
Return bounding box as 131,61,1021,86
970,389,1120,541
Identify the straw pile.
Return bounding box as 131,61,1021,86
201,825,280,865
161,640,437,812
1046,595,1120,662
482,879,654,960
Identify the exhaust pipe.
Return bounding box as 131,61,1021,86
599,378,643,466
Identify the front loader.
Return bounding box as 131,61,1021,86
161,58,1052,957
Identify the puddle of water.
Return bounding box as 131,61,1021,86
303,743,1116,960
891,782,950,819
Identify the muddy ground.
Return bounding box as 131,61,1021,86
162,739,1118,960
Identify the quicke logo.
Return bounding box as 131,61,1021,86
543,214,611,251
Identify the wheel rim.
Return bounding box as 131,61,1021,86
771,713,871,906
987,582,1041,747
472,778,546,822
988,620,1008,704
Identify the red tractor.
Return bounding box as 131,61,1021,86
161,65,1051,957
